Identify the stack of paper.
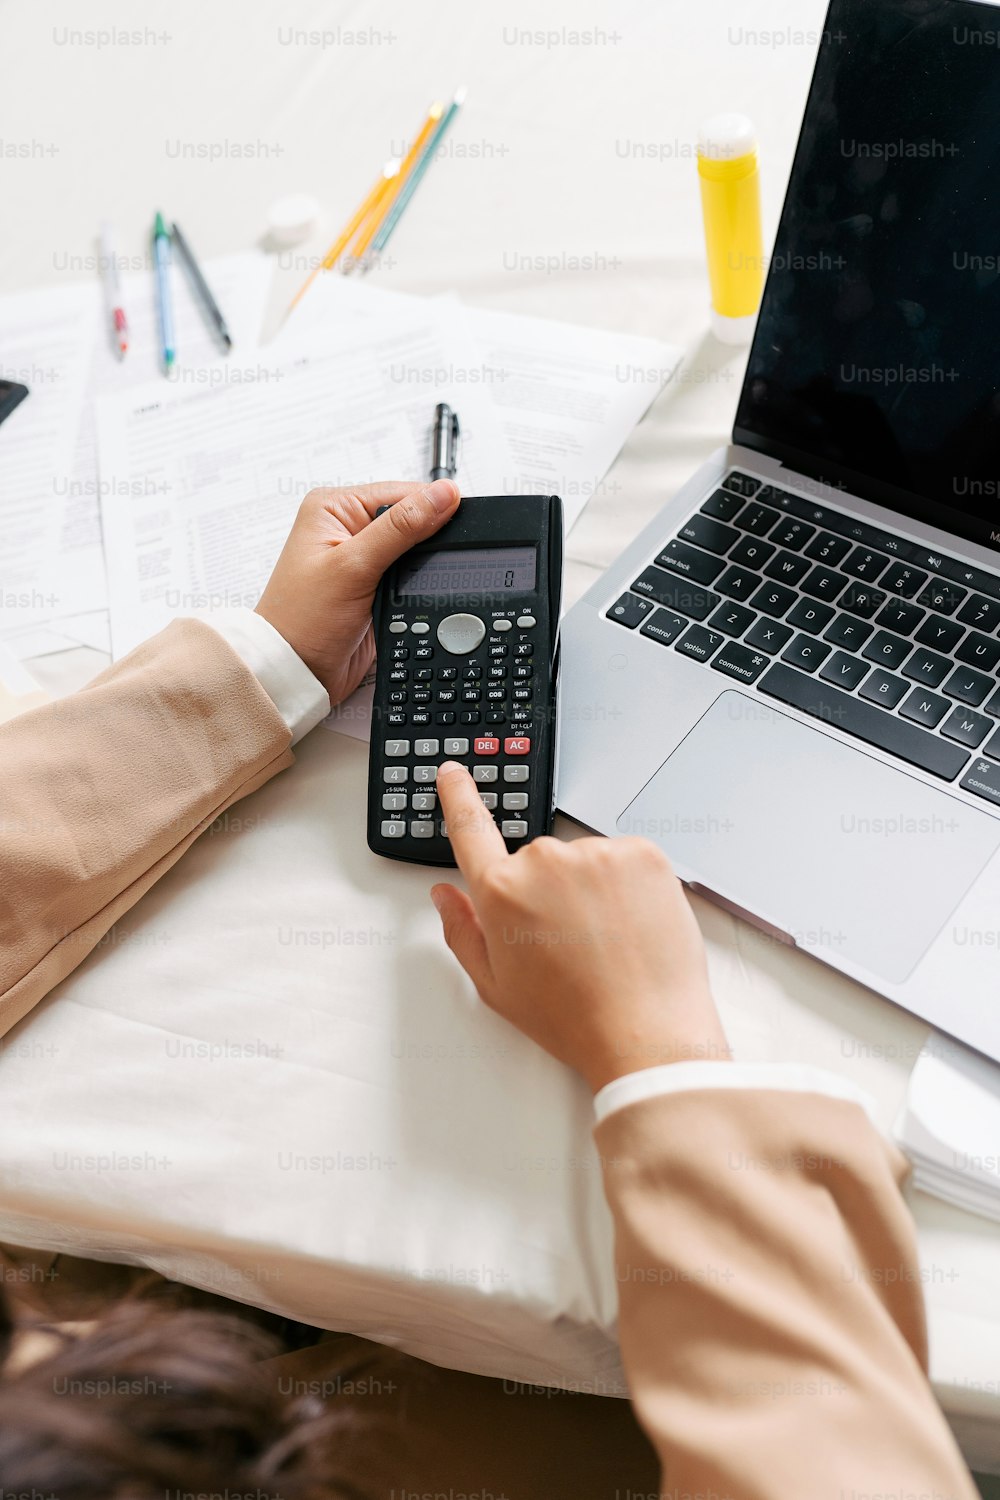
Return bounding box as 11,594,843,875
0,253,274,658
96,278,683,660
894,1039,1000,1221
2,264,683,680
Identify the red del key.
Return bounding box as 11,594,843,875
474,736,500,756
504,736,531,755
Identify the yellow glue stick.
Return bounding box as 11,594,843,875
697,113,765,345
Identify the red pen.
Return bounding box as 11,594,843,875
99,221,128,358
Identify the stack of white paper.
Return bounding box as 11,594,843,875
0,253,274,656
2,265,683,678
96,277,683,662
894,1039,1000,1221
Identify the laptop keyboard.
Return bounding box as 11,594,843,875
607,471,1000,808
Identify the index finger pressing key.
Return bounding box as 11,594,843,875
435,760,508,883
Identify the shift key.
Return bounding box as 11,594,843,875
631,566,720,621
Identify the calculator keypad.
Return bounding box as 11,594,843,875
375,612,540,848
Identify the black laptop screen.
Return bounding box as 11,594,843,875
734,0,1000,552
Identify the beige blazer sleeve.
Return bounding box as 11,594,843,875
0,619,293,1039
596,1086,978,1500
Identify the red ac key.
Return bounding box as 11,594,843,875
504,736,531,756
473,736,500,756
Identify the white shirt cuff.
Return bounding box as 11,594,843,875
200,609,330,745
594,1061,879,1128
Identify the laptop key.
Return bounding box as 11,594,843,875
716,566,763,602
708,602,756,637
787,597,835,636
983,687,1000,717
763,550,810,587
734,500,780,534
721,471,761,497
841,584,888,620
941,707,992,748
728,535,775,570
744,617,794,655
653,539,725,585
914,614,964,653
881,562,928,598
819,651,870,691
675,624,725,663
956,631,1000,672
843,547,890,582
749,581,797,618
960,758,1000,802
982,728,1000,759
875,600,924,636
957,594,1000,633
862,631,910,672
630,567,720,620
942,666,993,706
823,613,874,651
607,592,654,629
678,513,740,555
759,664,969,780
858,670,908,710
805,532,851,567
769,518,816,552
701,488,744,521
899,689,950,729
710,642,770,685
917,580,967,616
781,633,831,673
639,608,687,646
800,565,847,603
902,647,951,687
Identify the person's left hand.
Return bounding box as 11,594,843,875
256,478,460,705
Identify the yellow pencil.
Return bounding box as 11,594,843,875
348,101,444,265
283,159,398,321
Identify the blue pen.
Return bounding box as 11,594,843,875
153,211,176,372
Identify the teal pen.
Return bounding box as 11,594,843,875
371,86,466,256
153,211,176,372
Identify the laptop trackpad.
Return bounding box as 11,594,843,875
616,692,1000,983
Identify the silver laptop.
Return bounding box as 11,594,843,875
557,0,1000,1061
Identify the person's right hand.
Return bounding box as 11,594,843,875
430,763,730,1093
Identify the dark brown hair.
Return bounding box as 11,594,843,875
0,1287,371,1500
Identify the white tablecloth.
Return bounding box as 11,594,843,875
2,0,999,1469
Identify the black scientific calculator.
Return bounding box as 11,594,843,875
367,494,563,864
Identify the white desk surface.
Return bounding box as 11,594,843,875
2,0,998,1471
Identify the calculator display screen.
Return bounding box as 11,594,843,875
396,546,536,597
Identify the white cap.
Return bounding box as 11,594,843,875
698,113,757,162
711,308,758,346
265,193,322,248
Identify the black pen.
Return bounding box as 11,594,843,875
170,221,233,352
430,402,460,480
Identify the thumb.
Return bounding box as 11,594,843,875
431,883,493,998
349,480,460,588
